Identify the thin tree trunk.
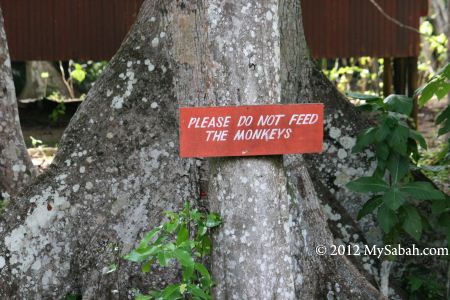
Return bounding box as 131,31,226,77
0,6,36,200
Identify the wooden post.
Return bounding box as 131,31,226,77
393,57,407,95
407,56,419,129
383,57,393,97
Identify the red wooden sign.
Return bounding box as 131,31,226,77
179,104,324,158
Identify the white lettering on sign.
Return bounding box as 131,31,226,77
179,104,324,158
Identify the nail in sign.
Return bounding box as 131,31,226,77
179,104,324,158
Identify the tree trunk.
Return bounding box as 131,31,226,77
0,1,383,299
0,6,36,200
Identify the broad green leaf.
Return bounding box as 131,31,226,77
176,225,189,245
135,295,152,300
198,225,207,236
357,197,383,220
182,264,195,281
173,249,194,268
374,123,390,142
187,284,211,300
408,275,424,293
438,212,450,229
400,181,445,200
387,125,409,156
346,177,389,193
194,263,212,282
400,205,422,241
377,204,398,233
157,251,171,266
138,227,161,249
431,198,448,216
418,81,437,106
161,284,182,300
164,221,178,233
383,187,406,210
434,82,450,99
124,246,159,262
206,213,222,228
436,107,450,136
386,153,409,183
71,68,86,83
347,92,382,102
375,142,389,161
436,105,450,125
141,259,154,273
438,119,450,136
408,129,427,149
384,94,413,115
352,127,377,153
356,103,381,112
200,236,212,255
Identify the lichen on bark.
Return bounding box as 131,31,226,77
0,6,36,200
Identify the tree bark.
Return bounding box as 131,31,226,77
0,0,384,299
0,6,36,200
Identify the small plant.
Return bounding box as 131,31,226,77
345,92,446,244
123,202,222,300
406,266,445,300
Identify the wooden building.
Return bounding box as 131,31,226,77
1,0,428,98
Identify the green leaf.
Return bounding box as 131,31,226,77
200,236,212,256
438,118,450,136
357,197,383,220
375,142,390,161
418,81,437,106
182,264,195,281
408,129,427,149
206,213,222,228
436,107,450,136
135,295,152,300
400,182,445,200
138,227,161,249
71,68,86,83
436,105,450,125
352,127,377,153
438,212,450,229
194,263,212,282
157,251,171,266
374,123,390,142
176,225,189,245
387,125,410,156
164,221,178,233
383,187,406,210
347,92,382,102
431,198,448,216
161,284,182,300
173,249,194,268
346,177,389,193
141,259,154,273
408,275,424,293
400,205,422,241
124,246,158,262
434,82,450,99
384,94,413,115
386,153,409,183
377,204,398,233
187,284,211,300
